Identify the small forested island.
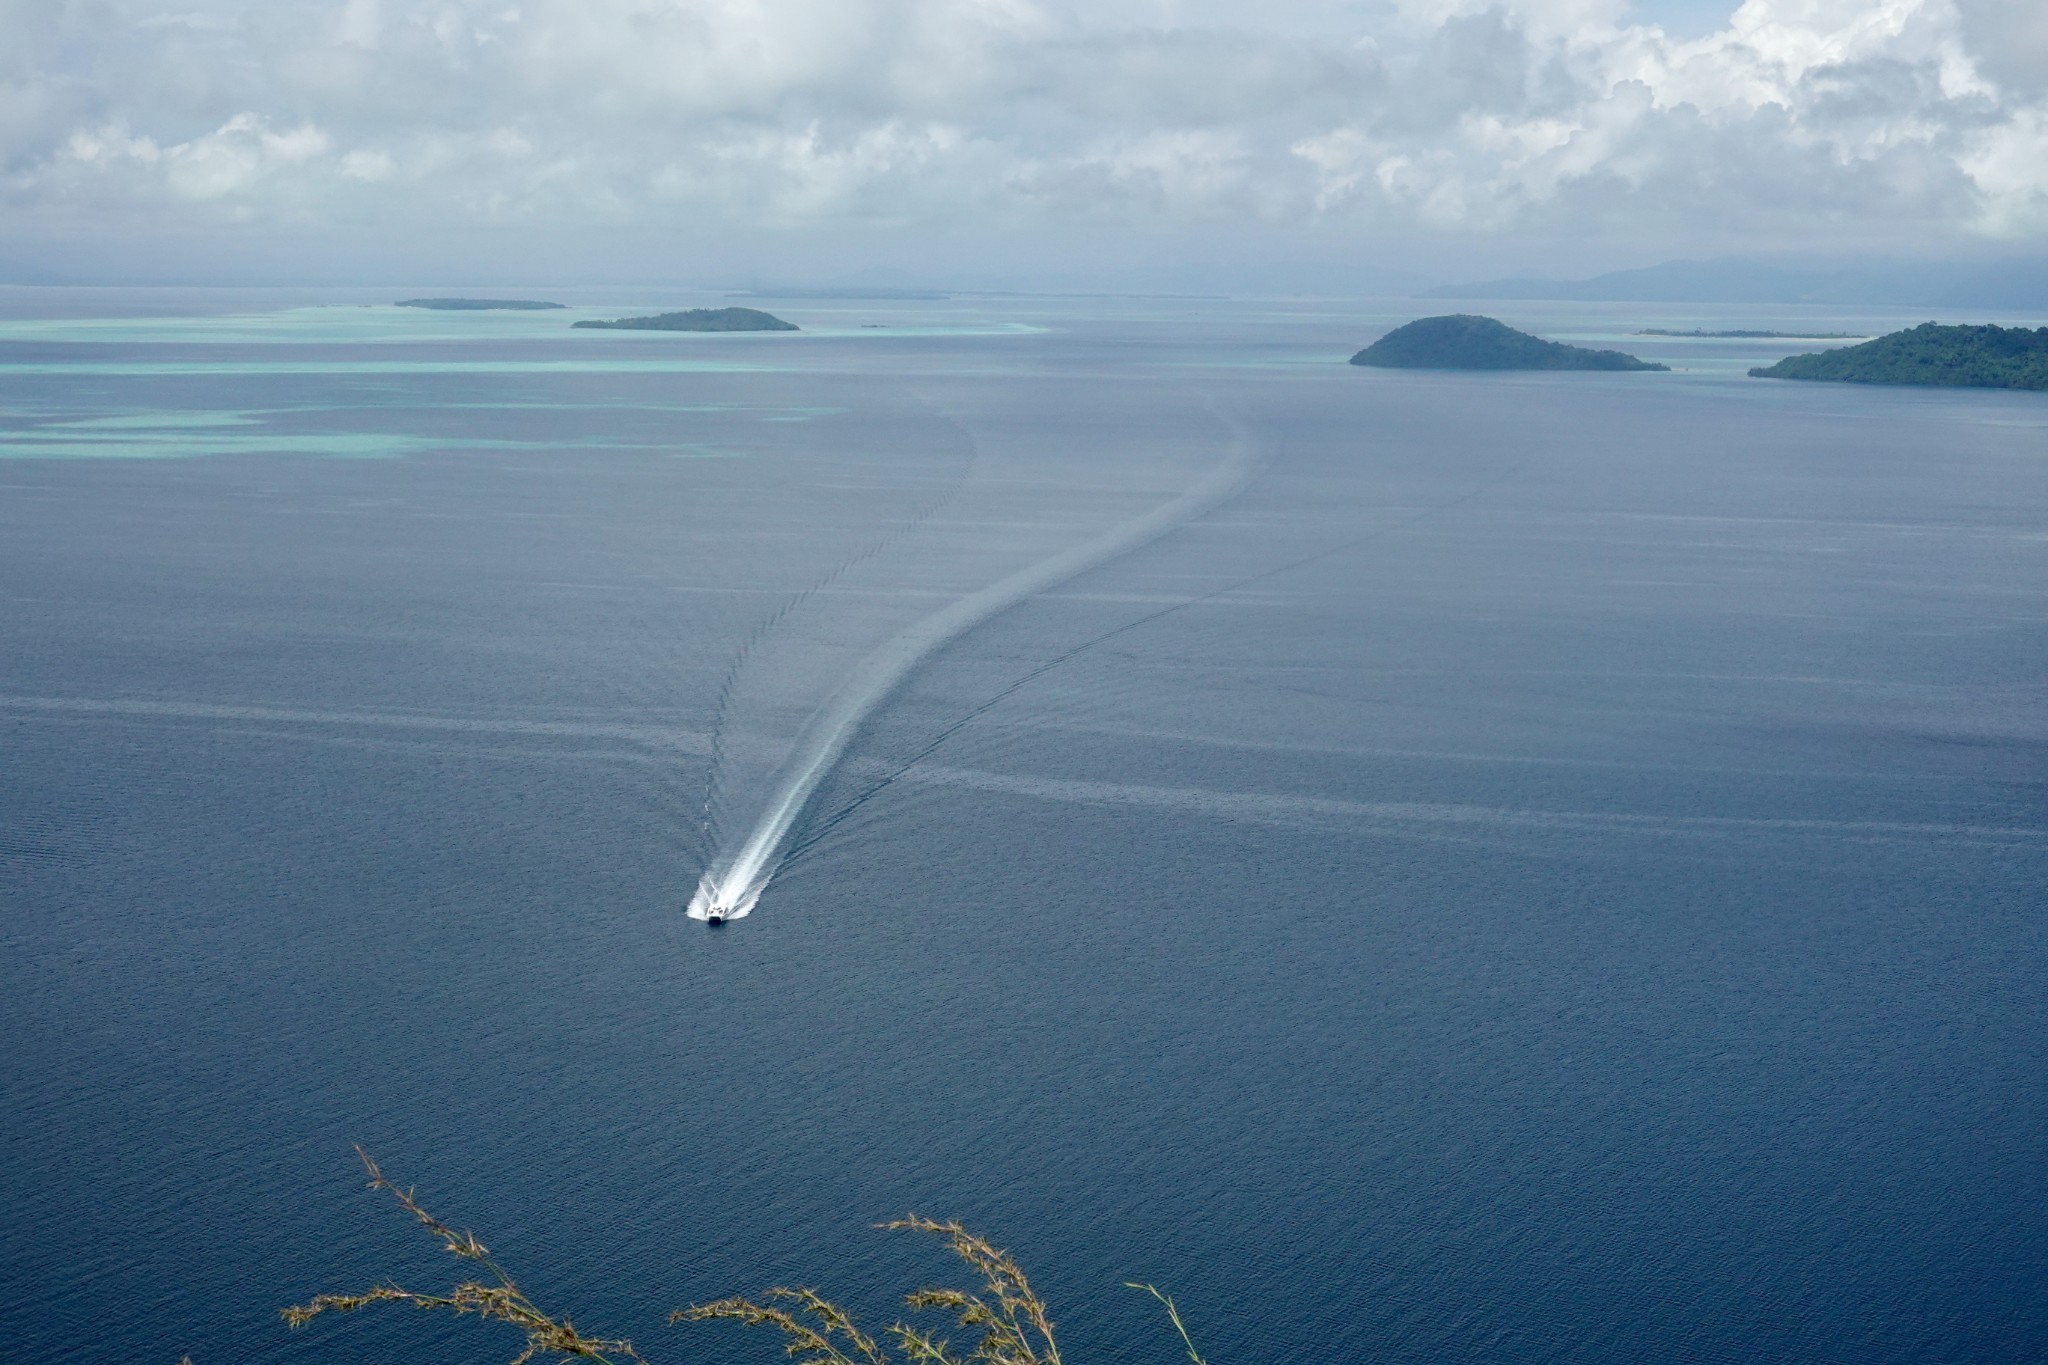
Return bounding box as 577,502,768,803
1637,328,1865,339
572,307,798,332
395,298,565,310
1749,322,2048,391
1351,314,1667,371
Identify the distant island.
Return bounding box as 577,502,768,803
573,307,798,332
1749,322,2048,391
1351,315,1667,371
1637,328,1865,339
395,298,565,310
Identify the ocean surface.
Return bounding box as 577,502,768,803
2,289,2044,1365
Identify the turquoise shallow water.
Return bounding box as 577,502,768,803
0,304,1036,455
0,303,1044,346
0,404,839,459
2,290,2044,1365
0,361,794,466
0,357,786,375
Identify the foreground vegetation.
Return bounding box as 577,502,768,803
1351,315,1666,371
1750,322,2048,390
283,1150,1207,1365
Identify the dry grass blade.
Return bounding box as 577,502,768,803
1125,1284,1209,1365
291,1164,1210,1365
674,1286,888,1365
280,1148,647,1365
675,1216,1064,1365
884,1215,1061,1365
889,1322,958,1365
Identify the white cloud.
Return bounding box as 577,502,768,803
1961,103,2048,235
163,113,328,199
338,147,394,180
0,0,2041,274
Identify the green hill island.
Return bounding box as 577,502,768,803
572,307,798,332
395,298,565,310
1352,314,1666,371
1750,322,2048,391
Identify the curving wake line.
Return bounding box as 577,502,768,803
687,419,1255,920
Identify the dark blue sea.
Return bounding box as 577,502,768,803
3,289,2044,1365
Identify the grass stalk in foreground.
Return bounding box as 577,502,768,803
1125,1284,1209,1365
281,1147,647,1365
285,1152,1208,1365
679,1214,1067,1365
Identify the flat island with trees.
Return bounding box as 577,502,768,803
1750,322,2048,390
395,298,565,310
573,307,798,332
1352,315,1667,371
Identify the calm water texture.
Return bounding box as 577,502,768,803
2,291,2045,1365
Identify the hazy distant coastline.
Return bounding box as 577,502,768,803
1424,255,2048,308
1636,328,1866,339
395,298,565,310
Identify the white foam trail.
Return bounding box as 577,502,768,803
688,426,1255,920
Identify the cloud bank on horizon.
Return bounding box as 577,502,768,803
2,0,2044,283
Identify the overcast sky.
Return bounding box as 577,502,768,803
3,0,2044,287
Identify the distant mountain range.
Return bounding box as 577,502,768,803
1424,257,2048,311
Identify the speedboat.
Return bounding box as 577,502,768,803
704,907,727,925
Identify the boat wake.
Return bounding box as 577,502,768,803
687,412,1254,921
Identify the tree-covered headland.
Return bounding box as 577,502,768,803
1750,322,2048,390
